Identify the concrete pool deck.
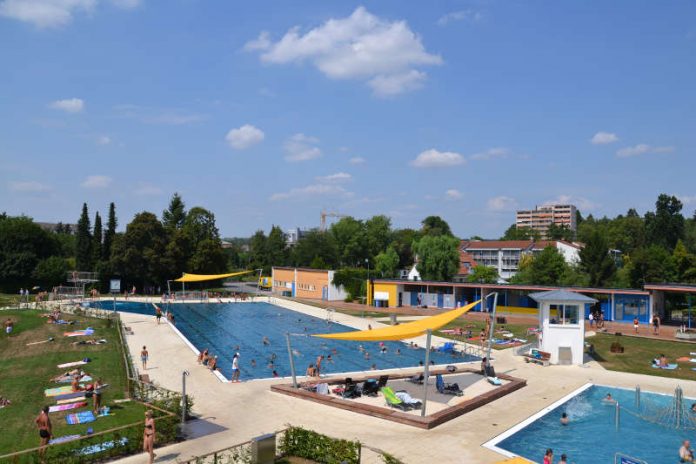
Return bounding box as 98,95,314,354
113,297,696,464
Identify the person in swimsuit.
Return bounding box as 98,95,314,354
633,317,639,334
209,355,218,371
155,306,162,325
680,440,694,462
316,355,323,376
198,348,209,364
93,378,103,414
653,315,660,335
143,410,156,464
141,346,149,370
560,412,569,425
71,374,83,392
558,454,568,464
543,448,553,464
35,405,51,460
231,353,240,382
4,318,13,336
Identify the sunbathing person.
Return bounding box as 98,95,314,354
0,396,11,408
71,338,107,346
71,375,83,392
197,349,209,364
208,355,218,371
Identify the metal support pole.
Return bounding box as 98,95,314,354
421,329,432,417
676,386,683,429
486,293,499,368
256,268,262,301
615,401,620,430
286,332,298,388
635,385,641,409
181,370,190,431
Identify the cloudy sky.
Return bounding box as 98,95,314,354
1,0,695,237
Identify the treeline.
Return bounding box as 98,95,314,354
0,193,230,292
499,194,696,288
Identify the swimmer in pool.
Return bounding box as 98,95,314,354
262,336,270,346
395,348,401,355
251,359,256,368
603,393,616,403
560,412,569,425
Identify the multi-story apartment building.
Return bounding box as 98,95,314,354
457,240,582,281
516,204,577,238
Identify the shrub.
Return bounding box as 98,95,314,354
279,426,361,464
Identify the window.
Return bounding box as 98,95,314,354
549,304,580,325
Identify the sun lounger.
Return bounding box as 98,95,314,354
380,387,411,411
408,373,424,384
342,379,361,399
362,375,389,396
435,374,463,396
523,349,551,366
393,389,422,409
49,401,88,413
66,411,96,425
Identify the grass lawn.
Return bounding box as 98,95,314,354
435,314,534,350
0,293,22,307
589,333,696,381
0,309,148,456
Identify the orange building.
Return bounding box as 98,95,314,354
271,267,347,301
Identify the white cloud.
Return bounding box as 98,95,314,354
487,196,518,211
349,156,365,164
270,184,353,201
678,195,696,207
225,124,265,150
543,195,597,211
590,131,619,145
97,135,111,145
616,144,674,158
81,175,112,188
0,0,95,28
49,98,84,113
316,172,351,183
410,149,465,168
470,147,509,161
114,104,205,125
437,10,482,26
245,7,442,96
445,189,462,200
8,181,51,192
133,183,162,196
284,133,321,162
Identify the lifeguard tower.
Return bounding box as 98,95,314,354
530,289,596,365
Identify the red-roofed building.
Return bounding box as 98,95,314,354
457,239,583,280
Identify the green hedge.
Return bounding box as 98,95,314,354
279,426,361,464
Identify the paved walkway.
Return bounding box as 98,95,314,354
114,298,696,464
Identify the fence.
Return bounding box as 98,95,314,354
174,291,209,302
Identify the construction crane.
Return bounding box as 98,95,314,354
320,210,347,231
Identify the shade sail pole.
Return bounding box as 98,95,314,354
285,332,298,388
421,329,432,417
486,292,498,368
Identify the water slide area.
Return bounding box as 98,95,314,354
90,301,478,380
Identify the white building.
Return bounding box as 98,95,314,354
459,240,582,280
530,289,597,365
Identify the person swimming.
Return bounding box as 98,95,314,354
603,393,615,403
560,412,569,425
262,336,270,346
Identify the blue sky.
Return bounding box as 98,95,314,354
1,0,695,238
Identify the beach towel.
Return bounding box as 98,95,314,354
78,437,128,455
49,402,87,413
315,383,329,395
64,328,95,337
66,411,96,425
49,435,81,445
57,396,87,405
651,363,678,370
45,386,77,397
57,359,90,369
54,391,88,401
57,375,92,384
487,376,502,386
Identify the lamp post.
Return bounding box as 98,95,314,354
181,370,190,433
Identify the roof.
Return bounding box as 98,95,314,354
529,289,597,303
461,239,583,251
272,266,332,274
643,283,696,293
373,279,649,295
458,251,478,274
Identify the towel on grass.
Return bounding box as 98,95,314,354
54,391,88,401
57,396,87,405
78,437,128,455
49,435,81,445
49,402,87,413
651,363,678,370
57,375,92,384
45,385,88,397
57,360,89,369
66,411,96,425
64,328,95,337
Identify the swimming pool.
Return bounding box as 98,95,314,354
90,301,477,380
490,384,693,464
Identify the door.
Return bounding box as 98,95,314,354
398,292,403,307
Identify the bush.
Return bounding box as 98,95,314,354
279,426,361,464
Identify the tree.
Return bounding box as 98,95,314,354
546,223,575,241
103,202,117,261
501,224,540,241
391,228,419,268
645,194,685,250
0,216,59,291
374,246,399,278
75,203,92,271
513,246,568,285
163,229,194,275
189,239,228,274
421,216,453,237
466,265,498,283
626,245,675,288
673,240,696,283
33,256,69,288
92,212,103,267
162,193,186,231
412,235,460,281
249,230,268,270
330,217,367,266
579,230,615,287
266,226,288,268
290,231,338,268
365,215,392,259
183,207,220,248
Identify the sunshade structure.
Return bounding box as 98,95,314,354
287,299,482,417
174,270,254,283
313,300,479,341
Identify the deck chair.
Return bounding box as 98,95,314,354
380,387,411,411
363,375,389,396
438,342,455,353
408,373,424,384
435,374,463,396
394,389,422,409
342,379,361,399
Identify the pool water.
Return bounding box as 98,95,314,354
90,301,477,380
497,385,692,464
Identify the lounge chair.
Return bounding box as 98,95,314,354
380,387,411,411
393,389,422,409
362,375,389,396
408,373,424,384
435,374,463,396
342,379,361,399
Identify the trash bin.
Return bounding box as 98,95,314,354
390,314,397,325
251,433,275,464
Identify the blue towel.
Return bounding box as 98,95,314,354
79,437,128,455
66,411,96,425
651,363,678,370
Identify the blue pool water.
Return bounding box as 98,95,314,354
497,385,692,464
90,301,477,380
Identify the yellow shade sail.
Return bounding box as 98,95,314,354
313,300,480,341
174,270,254,283
494,458,532,464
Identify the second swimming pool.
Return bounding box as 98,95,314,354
92,300,477,380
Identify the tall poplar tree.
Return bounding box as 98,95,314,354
103,202,117,260
92,212,103,268
75,203,92,271
162,193,186,231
